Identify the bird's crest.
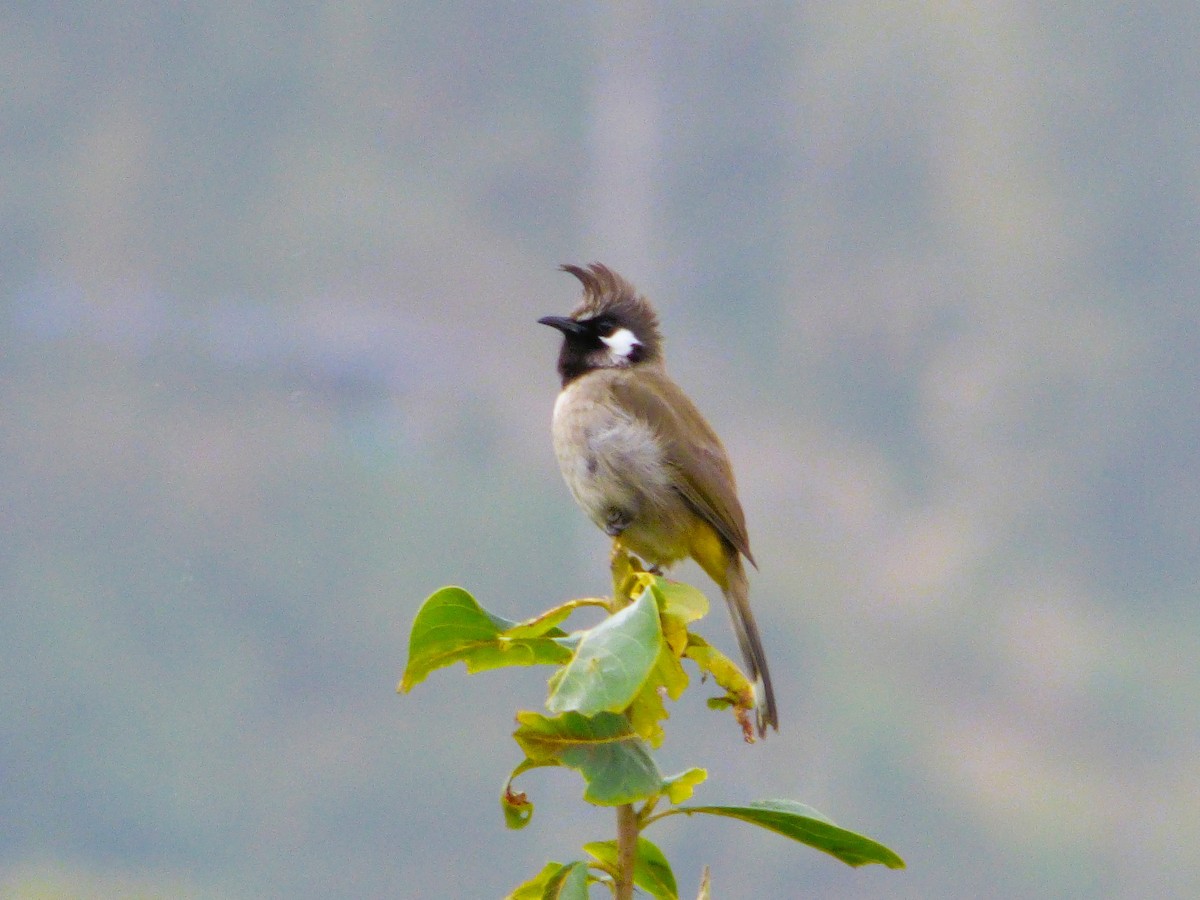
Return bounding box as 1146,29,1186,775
560,263,663,359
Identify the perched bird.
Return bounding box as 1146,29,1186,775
539,263,778,736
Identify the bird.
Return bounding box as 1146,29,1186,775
538,262,778,736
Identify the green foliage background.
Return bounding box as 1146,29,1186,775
3,3,1197,897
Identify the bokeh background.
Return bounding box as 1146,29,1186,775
4,3,1198,898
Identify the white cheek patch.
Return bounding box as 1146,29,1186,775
600,327,641,361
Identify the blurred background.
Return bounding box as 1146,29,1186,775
3,3,1197,898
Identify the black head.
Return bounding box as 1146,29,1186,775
539,263,664,385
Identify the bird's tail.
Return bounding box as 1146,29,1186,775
722,555,779,737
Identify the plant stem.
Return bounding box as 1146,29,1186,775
616,803,638,900
613,548,638,899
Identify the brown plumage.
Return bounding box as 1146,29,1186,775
540,263,778,736
559,263,663,361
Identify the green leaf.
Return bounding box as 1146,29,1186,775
506,860,595,899
543,861,590,898
506,862,565,899
670,800,906,869
584,836,678,899
547,586,663,716
504,599,605,639
399,587,573,691
513,711,665,805
661,767,707,805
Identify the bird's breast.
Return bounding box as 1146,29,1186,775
551,379,667,498
550,377,691,564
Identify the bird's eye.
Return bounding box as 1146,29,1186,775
592,317,618,337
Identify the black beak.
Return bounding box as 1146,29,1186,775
538,315,587,336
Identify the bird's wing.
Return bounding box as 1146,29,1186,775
610,369,755,566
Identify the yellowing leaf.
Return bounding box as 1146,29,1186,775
662,767,708,805
654,579,709,623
